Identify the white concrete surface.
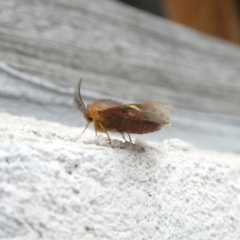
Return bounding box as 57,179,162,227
0,113,240,240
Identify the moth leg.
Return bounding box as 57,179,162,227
98,122,112,143
81,122,91,134
121,133,127,142
127,133,133,143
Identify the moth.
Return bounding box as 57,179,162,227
74,79,173,143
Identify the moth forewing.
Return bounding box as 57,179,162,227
97,102,173,135
149,103,173,125
102,102,173,125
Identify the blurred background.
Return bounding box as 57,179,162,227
119,0,240,44
0,0,240,152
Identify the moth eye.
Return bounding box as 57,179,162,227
88,116,93,122
84,112,93,122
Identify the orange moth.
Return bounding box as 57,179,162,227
74,79,173,143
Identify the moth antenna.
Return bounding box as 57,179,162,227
74,78,86,112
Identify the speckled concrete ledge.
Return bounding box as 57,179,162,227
0,113,240,240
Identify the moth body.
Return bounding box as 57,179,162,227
74,79,173,143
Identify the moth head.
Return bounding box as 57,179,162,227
84,111,93,123
74,78,87,113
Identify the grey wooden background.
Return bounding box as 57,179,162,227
0,0,240,152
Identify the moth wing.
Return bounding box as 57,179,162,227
99,102,173,125
139,102,173,125
89,99,122,111
87,99,123,123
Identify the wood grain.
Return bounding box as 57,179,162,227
0,0,239,152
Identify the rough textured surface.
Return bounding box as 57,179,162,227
0,113,240,240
